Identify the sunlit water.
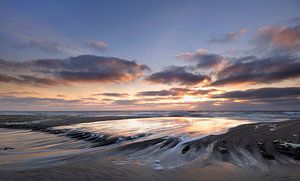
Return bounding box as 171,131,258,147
56,117,251,140
0,111,299,170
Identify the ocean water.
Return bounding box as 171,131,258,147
0,111,299,170
1,110,300,120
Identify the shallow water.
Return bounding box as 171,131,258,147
56,117,252,138
1,110,300,120
0,111,299,172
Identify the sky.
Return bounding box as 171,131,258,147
0,0,299,111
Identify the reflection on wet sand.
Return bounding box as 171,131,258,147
0,115,300,181
0,117,251,170
56,117,251,138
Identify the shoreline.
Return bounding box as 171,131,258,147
181,119,300,166
1,116,300,163
0,115,165,129
0,116,299,180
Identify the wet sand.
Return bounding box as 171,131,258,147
0,155,299,181
0,116,299,181
182,119,300,165
0,115,158,129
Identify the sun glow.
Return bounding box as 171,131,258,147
183,95,196,102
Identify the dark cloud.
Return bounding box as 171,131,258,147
145,66,211,85
0,55,150,86
211,54,300,86
137,87,216,97
213,87,300,100
209,29,247,43
176,49,226,69
92,92,129,97
85,40,108,51
189,89,218,96
175,24,300,87
207,87,300,110
0,73,61,86
0,73,20,82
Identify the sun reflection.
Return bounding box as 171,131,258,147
233,99,247,103
183,118,251,136
59,117,251,138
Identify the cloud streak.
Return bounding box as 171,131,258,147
137,87,216,97
85,40,108,51
25,38,73,54
209,29,247,43
212,87,300,100
92,92,129,97
0,96,82,105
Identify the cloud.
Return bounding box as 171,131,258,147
113,99,139,105
92,92,129,97
209,28,247,43
212,87,300,100
0,91,38,96
101,98,114,102
252,24,300,52
13,36,81,55
112,97,182,106
86,40,108,51
137,87,216,97
176,49,227,69
195,98,300,111
0,96,82,105
145,66,211,86
137,88,190,97
0,12,88,56
0,73,61,86
57,94,66,97
280,17,300,26
0,95,106,111
80,97,98,101
0,55,150,86
211,54,300,86
208,87,300,110
27,38,72,54
175,24,299,87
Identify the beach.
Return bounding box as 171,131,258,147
0,112,300,181
1,0,299,180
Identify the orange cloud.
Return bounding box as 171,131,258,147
255,25,300,51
